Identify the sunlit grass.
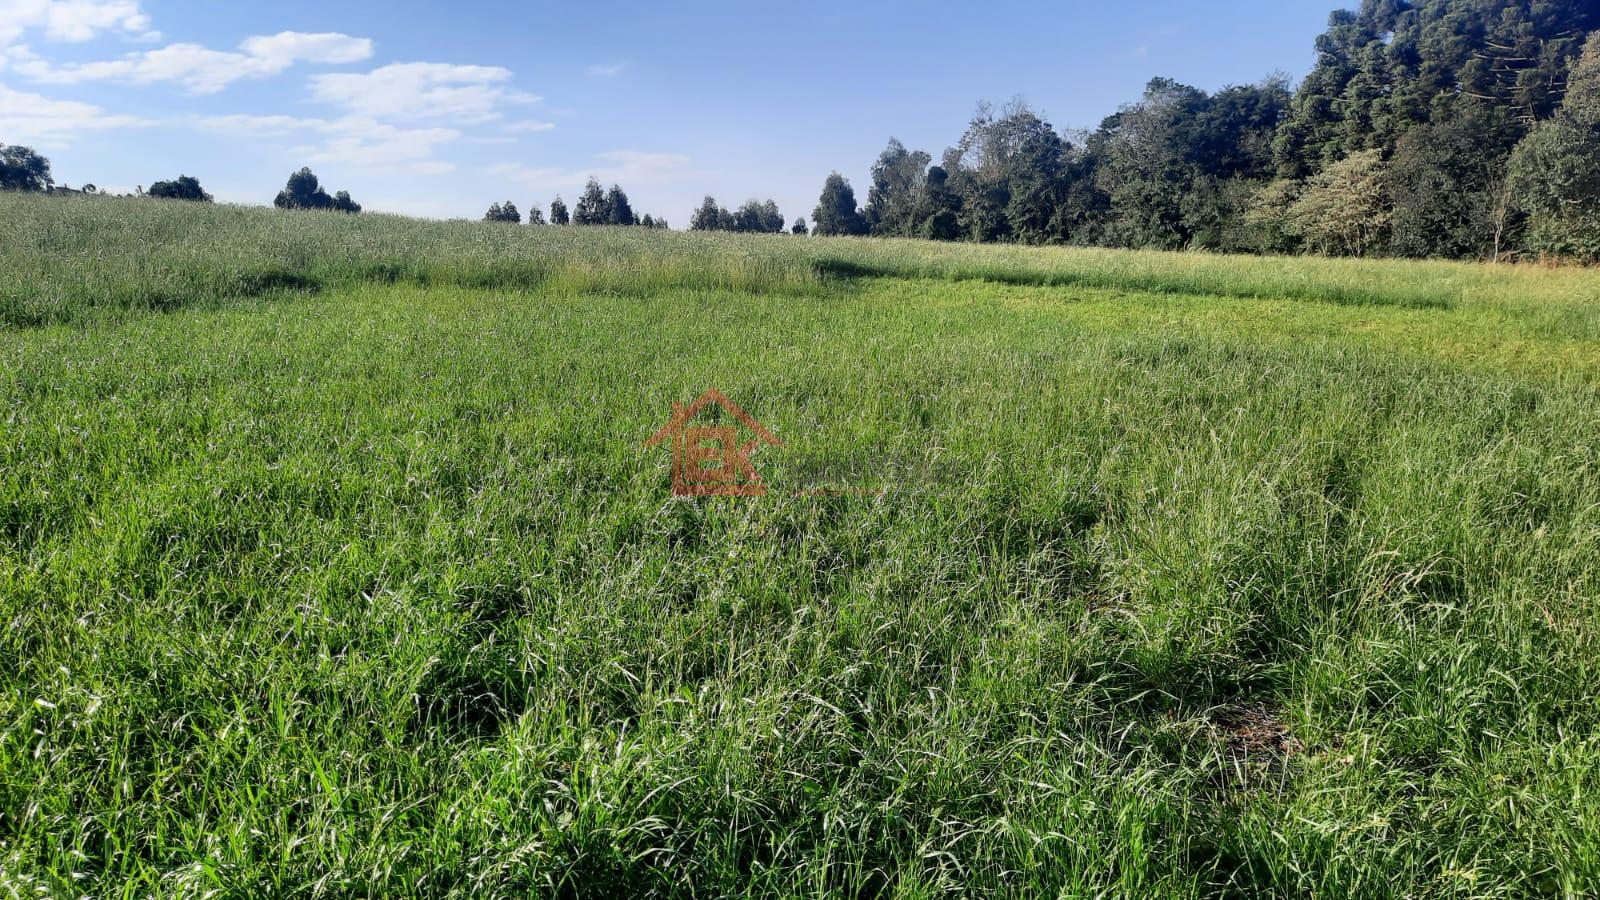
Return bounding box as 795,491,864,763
2,193,1600,896
6,192,1598,328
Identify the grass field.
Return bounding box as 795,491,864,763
4,193,1600,897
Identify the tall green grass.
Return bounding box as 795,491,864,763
0,195,820,327
3,194,1600,896
6,193,1598,328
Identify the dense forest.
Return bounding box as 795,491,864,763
5,0,1599,262
809,0,1600,262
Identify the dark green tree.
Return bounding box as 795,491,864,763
1274,0,1600,178
1385,105,1517,259
690,195,731,231
759,199,783,233
526,205,546,225
812,172,868,236
864,138,933,236
146,175,212,202
791,217,809,235
604,184,635,226
549,196,569,225
274,168,359,213
1093,77,1287,249
732,200,763,233
0,144,53,192
275,167,325,209
732,199,784,233
484,201,521,224
1507,31,1600,261
573,177,607,225
914,165,962,240
940,100,1083,243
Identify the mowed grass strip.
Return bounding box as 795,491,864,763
2,205,1600,895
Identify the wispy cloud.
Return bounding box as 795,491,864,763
490,150,695,192
11,31,372,93
505,120,556,134
310,62,539,124
197,113,461,175
0,80,149,144
585,62,626,78
238,32,374,68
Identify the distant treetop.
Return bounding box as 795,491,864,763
485,200,521,224
148,175,213,202
0,143,53,193
274,167,360,214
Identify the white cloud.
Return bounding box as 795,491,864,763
306,122,458,174
0,0,157,46
0,3,547,191
238,32,373,68
198,113,461,175
310,62,539,123
601,148,694,172
585,62,626,77
197,113,317,136
490,150,695,191
0,80,148,144
13,31,372,93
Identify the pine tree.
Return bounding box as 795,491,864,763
1274,0,1600,177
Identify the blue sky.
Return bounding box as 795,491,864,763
2,0,1336,224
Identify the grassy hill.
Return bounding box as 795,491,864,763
4,193,1600,896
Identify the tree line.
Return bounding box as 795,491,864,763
0,152,364,214
6,1,1599,262
491,191,800,234
801,0,1600,262
686,197,802,234
483,177,668,228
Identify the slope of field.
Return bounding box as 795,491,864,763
3,195,1600,897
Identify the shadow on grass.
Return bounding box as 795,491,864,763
811,256,1454,310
